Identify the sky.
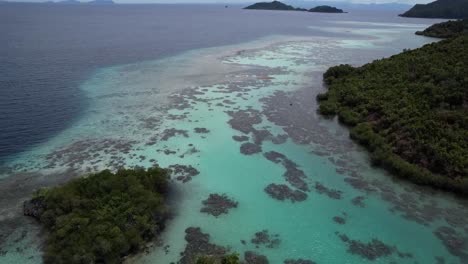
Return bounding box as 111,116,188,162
3,0,435,5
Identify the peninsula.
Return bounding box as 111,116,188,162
416,19,468,38
317,34,468,194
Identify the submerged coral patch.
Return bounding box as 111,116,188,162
244,251,269,264
434,226,468,261
227,109,263,134
232,135,250,142
333,216,346,224
314,182,342,200
250,230,281,249
284,259,316,264
200,194,238,217
263,151,309,192
160,128,189,141
194,127,210,134
264,183,307,202
179,227,228,264
169,164,200,183
337,233,412,261
240,143,262,155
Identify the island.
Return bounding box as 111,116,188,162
23,167,170,263
244,1,306,11
416,19,468,38
56,0,115,4
308,5,345,13
317,34,468,194
400,0,468,19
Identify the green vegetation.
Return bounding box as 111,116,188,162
196,253,241,264
416,19,468,38
24,167,170,263
244,1,306,11
308,5,345,13
317,35,468,194
400,0,468,19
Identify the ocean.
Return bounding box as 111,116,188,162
1,3,467,264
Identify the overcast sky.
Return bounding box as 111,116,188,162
5,0,435,5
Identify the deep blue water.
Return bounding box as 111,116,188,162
0,3,428,162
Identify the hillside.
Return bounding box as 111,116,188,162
308,5,345,13
400,0,468,19
416,19,468,38
317,35,468,194
244,1,306,11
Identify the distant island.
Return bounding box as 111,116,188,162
244,1,346,13
400,0,468,19
308,5,345,13
317,34,468,194
244,1,306,11
416,19,468,38
55,0,115,4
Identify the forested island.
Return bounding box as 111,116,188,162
416,19,468,38
24,167,171,263
308,5,345,13
244,1,306,11
244,1,346,13
400,0,468,19
317,34,468,194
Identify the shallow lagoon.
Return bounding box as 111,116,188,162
1,16,467,264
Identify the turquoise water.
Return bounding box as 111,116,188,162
1,21,467,264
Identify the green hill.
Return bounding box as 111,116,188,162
244,1,306,11
416,19,468,38
400,0,468,19
308,5,345,13
317,35,468,194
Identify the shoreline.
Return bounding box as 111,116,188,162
3,24,467,264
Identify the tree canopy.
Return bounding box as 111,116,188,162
416,19,468,38
317,35,468,194
244,1,306,11
400,0,468,19
25,167,170,263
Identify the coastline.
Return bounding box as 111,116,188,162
3,22,468,264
